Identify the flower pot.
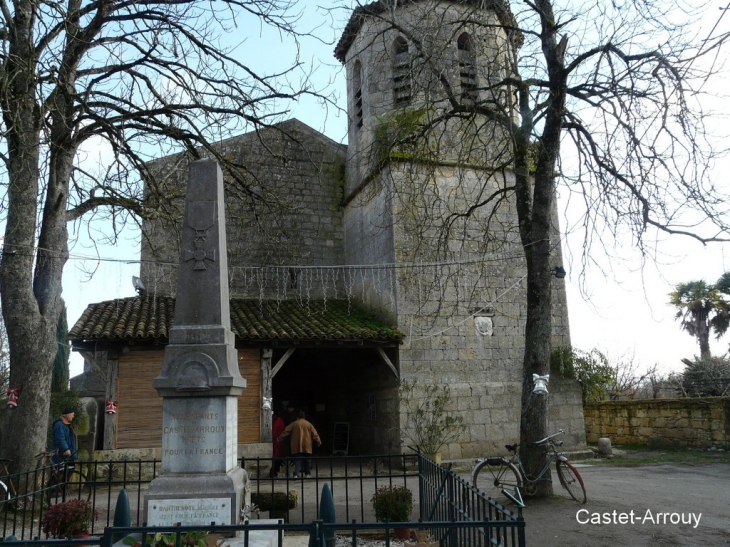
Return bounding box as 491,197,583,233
72,531,90,547
394,528,411,540
425,452,442,465
406,530,439,547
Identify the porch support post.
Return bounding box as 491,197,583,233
97,349,120,451
377,348,399,380
271,347,296,378
261,348,273,442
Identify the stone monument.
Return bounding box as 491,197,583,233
146,159,247,526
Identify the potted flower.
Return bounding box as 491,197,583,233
371,485,413,539
42,499,98,538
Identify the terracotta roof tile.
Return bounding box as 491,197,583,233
69,295,404,344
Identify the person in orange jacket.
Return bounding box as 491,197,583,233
278,410,321,477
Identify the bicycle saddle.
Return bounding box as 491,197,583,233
505,444,518,452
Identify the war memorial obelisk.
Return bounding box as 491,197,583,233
146,159,246,526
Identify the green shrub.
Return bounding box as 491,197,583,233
371,485,413,522
399,378,465,454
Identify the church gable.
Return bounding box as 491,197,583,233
141,119,348,298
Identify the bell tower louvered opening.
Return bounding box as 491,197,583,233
457,32,478,103
392,36,412,106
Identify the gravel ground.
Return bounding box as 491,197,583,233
283,534,409,546
333,538,406,546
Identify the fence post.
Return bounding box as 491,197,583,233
417,449,424,521
517,510,526,547
100,527,113,547
447,470,456,547
307,520,324,547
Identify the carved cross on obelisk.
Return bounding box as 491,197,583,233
145,159,247,527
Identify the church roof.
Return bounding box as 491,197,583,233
334,0,522,63
68,295,404,347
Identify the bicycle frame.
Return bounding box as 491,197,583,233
511,444,559,485
506,429,565,486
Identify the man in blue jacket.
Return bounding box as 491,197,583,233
50,408,78,464
48,408,79,501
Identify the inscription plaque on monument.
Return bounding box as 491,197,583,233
161,398,237,473
146,159,247,527
148,498,231,526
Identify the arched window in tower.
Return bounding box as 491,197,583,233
457,33,478,103
353,60,363,130
392,36,412,106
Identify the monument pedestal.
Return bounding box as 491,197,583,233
145,395,246,525
146,469,245,526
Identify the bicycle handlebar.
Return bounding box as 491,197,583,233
532,429,565,445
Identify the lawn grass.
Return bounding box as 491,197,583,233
590,444,730,466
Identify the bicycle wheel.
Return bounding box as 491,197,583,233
0,480,9,510
472,458,522,502
65,468,92,501
556,460,586,503
34,457,61,504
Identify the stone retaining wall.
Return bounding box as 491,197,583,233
584,398,730,448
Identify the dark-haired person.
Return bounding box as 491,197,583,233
269,409,286,478
49,407,78,499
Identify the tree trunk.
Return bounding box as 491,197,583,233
518,194,555,497
0,1,70,472
516,0,567,498
698,319,711,360
0,124,61,472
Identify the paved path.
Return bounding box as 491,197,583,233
520,462,730,546
272,462,730,546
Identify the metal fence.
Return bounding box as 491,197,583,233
417,454,524,546
0,458,160,539
243,452,418,523
0,453,525,546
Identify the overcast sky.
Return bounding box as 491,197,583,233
63,1,730,378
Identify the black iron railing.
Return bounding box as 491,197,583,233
0,459,160,539
418,453,525,547
243,452,418,523
0,453,525,546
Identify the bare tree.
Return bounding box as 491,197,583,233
0,309,9,393
339,0,729,496
608,357,657,400
0,0,331,472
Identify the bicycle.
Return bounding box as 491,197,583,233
471,429,587,505
0,458,33,510
34,452,92,502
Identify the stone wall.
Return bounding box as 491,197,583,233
141,119,347,298
584,398,730,448
340,0,582,458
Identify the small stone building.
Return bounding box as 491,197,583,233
69,0,586,460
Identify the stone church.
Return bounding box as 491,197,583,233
69,0,586,460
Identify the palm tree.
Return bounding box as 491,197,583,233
669,276,730,359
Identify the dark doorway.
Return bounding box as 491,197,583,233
271,347,400,454
272,348,335,450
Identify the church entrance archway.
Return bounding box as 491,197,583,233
271,346,400,454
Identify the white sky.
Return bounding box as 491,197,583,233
63,1,730,378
